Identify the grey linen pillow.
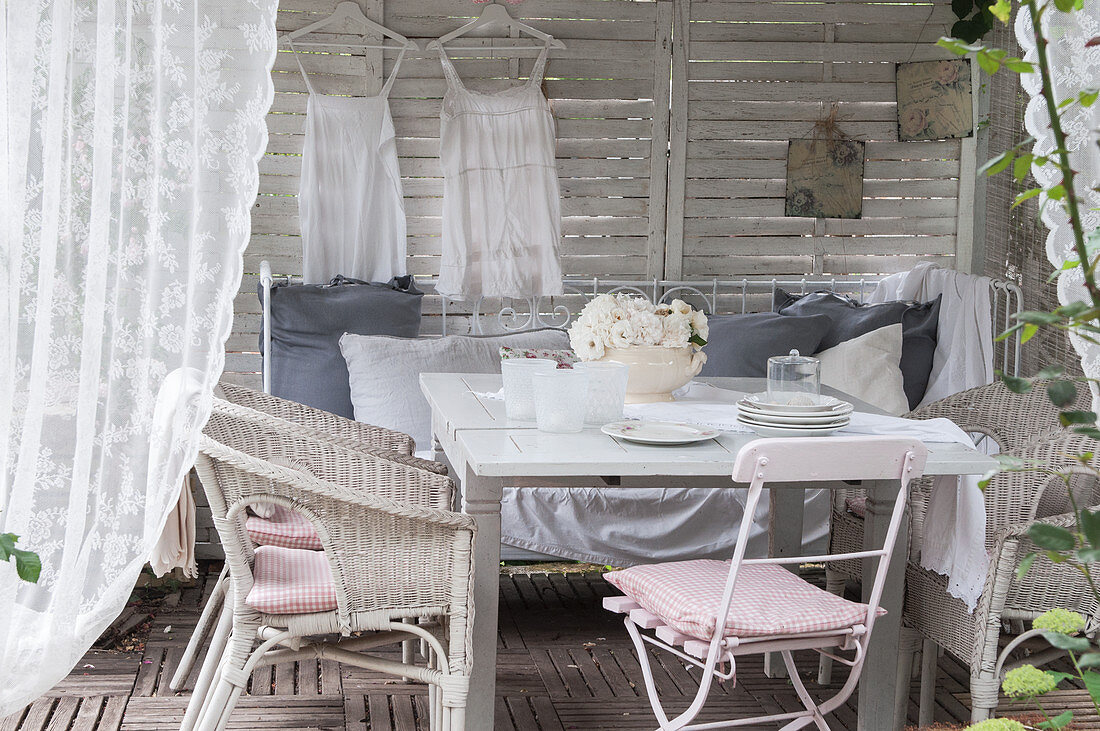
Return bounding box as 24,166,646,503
340,329,571,450
698,312,833,378
258,275,423,419
773,289,941,410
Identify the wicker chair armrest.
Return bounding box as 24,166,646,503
994,508,1089,542
977,433,1100,533
218,381,416,454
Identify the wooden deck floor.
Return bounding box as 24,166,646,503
3,567,1093,731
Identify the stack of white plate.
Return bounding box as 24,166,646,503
736,393,853,438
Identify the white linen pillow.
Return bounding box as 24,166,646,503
816,323,908,415
340,330,571,450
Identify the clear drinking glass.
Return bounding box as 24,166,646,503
532,369,591,433
766,349,821,406
502,358,556,420
573,361,630,425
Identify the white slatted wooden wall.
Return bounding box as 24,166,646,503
224,0,975,387
664,0,966,280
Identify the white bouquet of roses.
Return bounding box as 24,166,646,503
567,294,709,361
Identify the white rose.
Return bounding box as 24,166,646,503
661,316,690,347
669,299,692,316
690,310,709,342
608,320,635,349
569,322,606,361
634,312,664,345
582,295,614,319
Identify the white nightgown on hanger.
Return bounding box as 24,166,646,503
436,42,564,301
294,43,408,284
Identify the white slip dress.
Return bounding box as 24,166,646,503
293,43,408,284
436,42,564,301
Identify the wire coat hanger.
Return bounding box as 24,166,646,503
427,3,566,52
280,2,419,51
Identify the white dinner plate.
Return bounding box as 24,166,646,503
736,417,847,438
737,414,849,431
737,401,853,423
601,420,721,445
736,408,851,427
743,392,851,414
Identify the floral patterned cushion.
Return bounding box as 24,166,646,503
605,559,881,640
499,346,578,369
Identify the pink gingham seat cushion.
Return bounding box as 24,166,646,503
605,559,881,640
246,506,323,551
246,545,338,615
845,495,868,518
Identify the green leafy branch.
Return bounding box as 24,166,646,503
0,532,41,583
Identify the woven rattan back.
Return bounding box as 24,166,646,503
204,399,453,509
211,398,446,474
218,382,416,454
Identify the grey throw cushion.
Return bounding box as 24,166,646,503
773,289,941,410
259,275,423,419
699,313,833,378
340,329,571,450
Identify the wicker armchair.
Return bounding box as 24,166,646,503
818,380,1085,685
174,399,452,726
901,431,1100,724
188,433,474,731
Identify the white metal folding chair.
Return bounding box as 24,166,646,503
604,436,928,730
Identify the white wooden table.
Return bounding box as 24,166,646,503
420,373,995,731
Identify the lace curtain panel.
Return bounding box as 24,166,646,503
1017,4,1100,401
0,0,276,714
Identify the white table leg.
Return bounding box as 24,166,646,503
461,463,504,730
765,483,804,678
859,478,906,731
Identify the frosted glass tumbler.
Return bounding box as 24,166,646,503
532,369,591,433
574,361,630,425
502,358,556,420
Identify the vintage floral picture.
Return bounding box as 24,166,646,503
896,59,973,141
785,138,865,219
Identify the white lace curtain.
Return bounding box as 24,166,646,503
0,0,276,714
1017,3,1100,401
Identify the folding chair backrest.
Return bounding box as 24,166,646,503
732,436,928,486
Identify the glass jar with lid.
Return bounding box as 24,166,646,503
766,349,821,406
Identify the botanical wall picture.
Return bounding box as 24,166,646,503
896,58,974,141
785,138,865,219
